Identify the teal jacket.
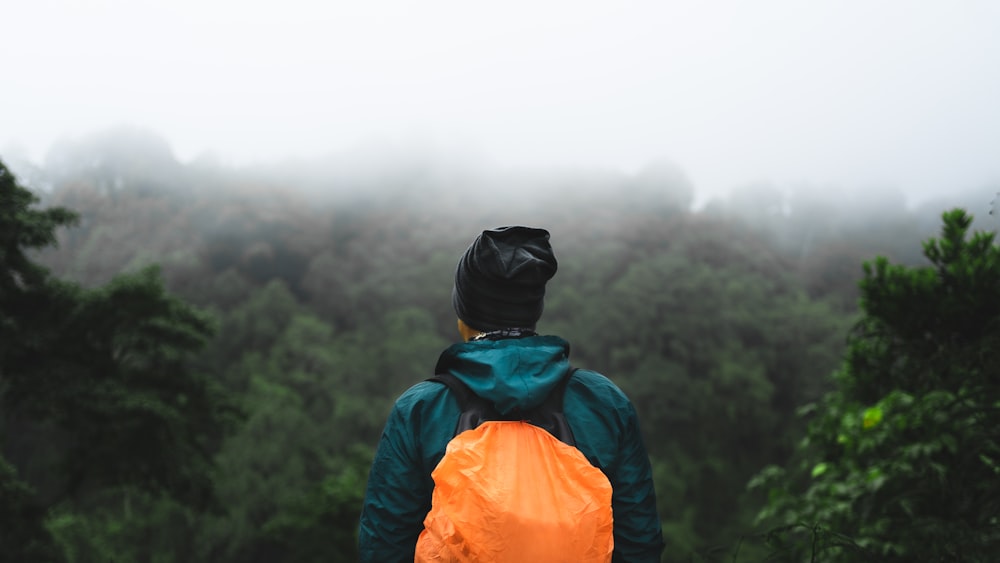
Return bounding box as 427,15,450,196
358,335,664,562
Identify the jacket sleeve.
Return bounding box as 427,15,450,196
357,397,433,563
609,400,665,563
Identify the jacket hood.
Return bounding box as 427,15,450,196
434,335,572,414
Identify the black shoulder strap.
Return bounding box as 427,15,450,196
427,372,500,436
427,368,579,447
527,368,577,447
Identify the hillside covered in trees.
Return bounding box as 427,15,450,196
2,128,998,561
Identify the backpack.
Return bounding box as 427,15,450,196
414,369,614,563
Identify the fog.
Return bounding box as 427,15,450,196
3,0,1000,205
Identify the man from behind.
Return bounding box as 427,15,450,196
359,226,664,562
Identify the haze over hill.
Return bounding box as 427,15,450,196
3,0,1000,206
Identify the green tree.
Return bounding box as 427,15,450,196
0,159,232,560
2,158,81,560
753,209,1000,561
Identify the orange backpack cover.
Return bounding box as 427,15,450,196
414,418,614,562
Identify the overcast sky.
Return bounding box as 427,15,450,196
3,0,999,201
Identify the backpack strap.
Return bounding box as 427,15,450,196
526,368,577,447
427,368,579,447
427,372,501,436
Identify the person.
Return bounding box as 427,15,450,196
358,226,664,562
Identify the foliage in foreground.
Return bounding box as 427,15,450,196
0,160,234,561
753,209,1000,561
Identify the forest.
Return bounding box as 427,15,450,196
2,127,998,562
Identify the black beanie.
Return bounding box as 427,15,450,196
452,226,558,331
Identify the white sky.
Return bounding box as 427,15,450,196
2,0,999,200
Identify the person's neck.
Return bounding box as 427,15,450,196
469,328,538,342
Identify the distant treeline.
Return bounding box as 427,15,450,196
2,128,997,561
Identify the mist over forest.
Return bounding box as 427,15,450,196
2,127,999,561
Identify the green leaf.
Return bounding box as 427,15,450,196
862,406,883,430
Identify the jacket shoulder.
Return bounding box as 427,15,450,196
394,380,453,413
566,369,633,411
386,380,463,473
